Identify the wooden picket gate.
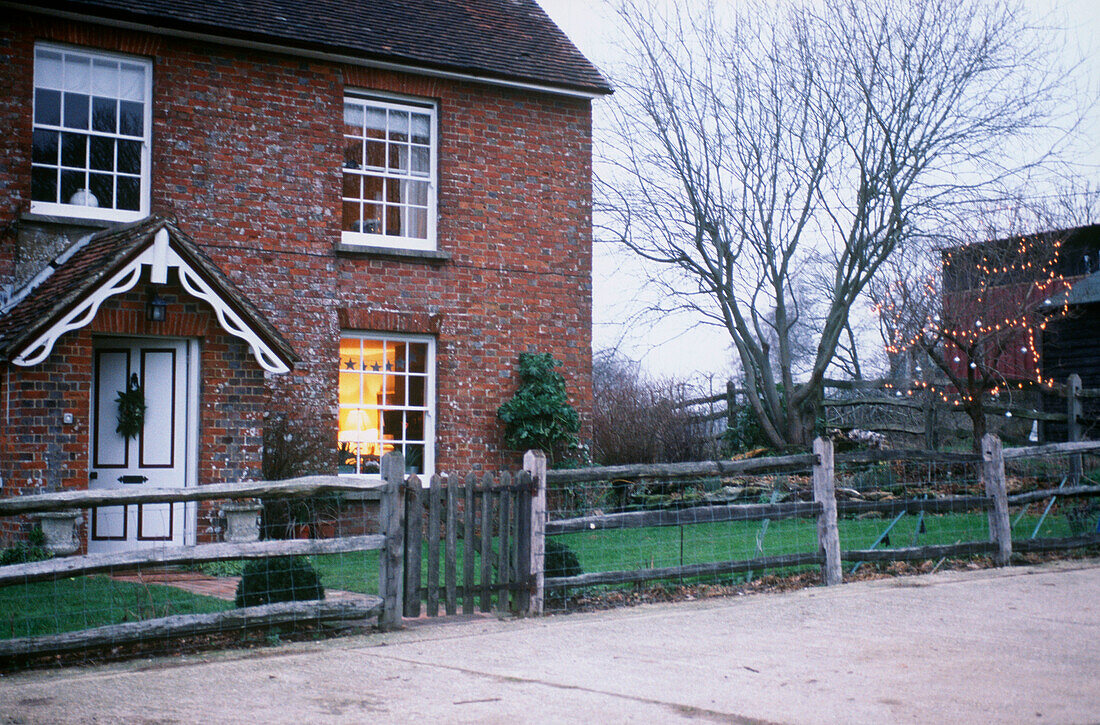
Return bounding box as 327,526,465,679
401,469,538,617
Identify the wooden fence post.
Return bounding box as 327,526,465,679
726,380,738,430
379,452,405,630
812,437,842,586
402,474,423,618
1067,374,1082,485
981,434,1012,566
524,450,547,616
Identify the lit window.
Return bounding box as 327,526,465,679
31,44,152,222
342,95,436,249
338,333,435,476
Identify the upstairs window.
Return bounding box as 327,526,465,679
342,95,436,250
31,44,152,222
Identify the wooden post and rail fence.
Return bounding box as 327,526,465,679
3,440,1100,657
680,374,1100,447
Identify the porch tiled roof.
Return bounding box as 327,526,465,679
0,216,298,367
23,0,612,95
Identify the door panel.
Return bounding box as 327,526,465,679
93,349,129,468
89,338,190,553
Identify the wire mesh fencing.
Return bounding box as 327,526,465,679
1004,447,1100,550
0,478,396,668
543,458,825,613
541,439,1100,614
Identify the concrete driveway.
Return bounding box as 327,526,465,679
2,559,1098,724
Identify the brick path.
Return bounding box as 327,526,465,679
110,571,371,602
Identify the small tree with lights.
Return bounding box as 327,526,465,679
873,225,1071,452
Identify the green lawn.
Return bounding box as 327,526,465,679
0,506,1084,640
0,576,231,640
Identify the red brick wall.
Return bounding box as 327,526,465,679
0,12,594,493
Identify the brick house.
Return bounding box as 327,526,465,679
0,0,610,551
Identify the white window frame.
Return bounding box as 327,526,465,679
341,92,438,251
338,332,436,479
31,43,153,223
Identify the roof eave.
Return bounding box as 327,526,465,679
4,1,613,98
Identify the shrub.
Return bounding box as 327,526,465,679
592,352,720,465
235,557,324,607
0,527,50,566
544,539,583,578
497,352,581,466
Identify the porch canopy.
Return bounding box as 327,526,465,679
0,216,297,373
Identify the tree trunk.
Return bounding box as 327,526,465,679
967,404,987,454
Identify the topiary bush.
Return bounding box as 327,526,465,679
497,352,581,467
544,539,583,578
234,556,324,608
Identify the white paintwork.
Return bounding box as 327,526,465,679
89,338,190,553
11,235,290,373
150,228,169,284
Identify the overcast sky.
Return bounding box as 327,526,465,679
536,0,1100,385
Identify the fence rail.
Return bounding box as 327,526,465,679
536,437,1100,607
0,473,402,659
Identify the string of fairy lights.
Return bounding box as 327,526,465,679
871,235,1072,413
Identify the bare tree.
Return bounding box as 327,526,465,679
599,0,1073,448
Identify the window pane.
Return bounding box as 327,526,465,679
388,110,408,142
31,167,57,203
342,172,361,199
117,139,141,174
63,92,89,129
119,63,145,101
406,412,424,441
32,129,59,164
342,200,361,232
407,180,429,206
60,132,86,167
408,343,427,373
382,410,402,440
364,175,383,202
90,136,114,171
119,100,143,136
385,205,402,236
338,370,361,406
405,443,424,474
387,375,406,406
410,147,430,177
362,339,384,370
117,176,140,210
392,342,407,372
89,172,114,209
35,49,63,88
365,107,386,139
408,376,425,407
363,203,383,234
410,113,430,145
343,138,362,169
91,59,117,96
343,102,363,134
407,207,427,239
365,140,385,169
388,144,408,172
385,178,402,204
35,89,61,126
63,55,90,92
60,169,86,204
340,337,362,369
92,96,117,133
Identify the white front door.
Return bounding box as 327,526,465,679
89,338,191,553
